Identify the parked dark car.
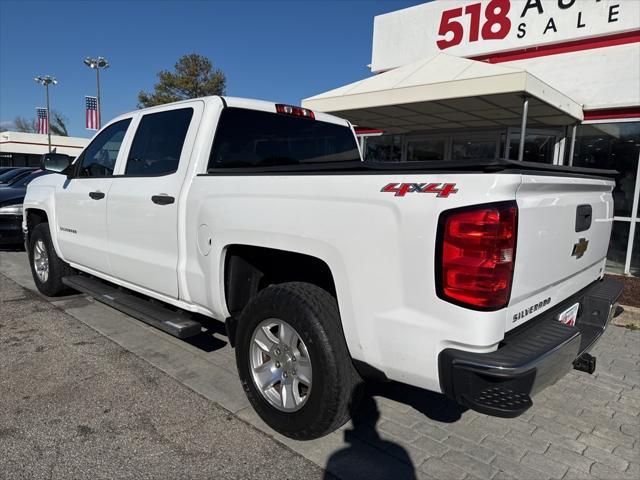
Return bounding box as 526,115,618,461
0,167,36,186
0,170,51,247
0,167,19,174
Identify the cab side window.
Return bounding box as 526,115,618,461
125,108,194,176
78,119,131,177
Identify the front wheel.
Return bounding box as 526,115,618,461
28,222,73,296
235,282,362,440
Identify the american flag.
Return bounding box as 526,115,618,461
85,96,99,130
36,108,48,134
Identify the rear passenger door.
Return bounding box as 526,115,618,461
106,103,202,298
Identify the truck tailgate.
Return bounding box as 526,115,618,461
507,174,615,331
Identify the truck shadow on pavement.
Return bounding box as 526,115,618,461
182,315,228,352
324,382,463,480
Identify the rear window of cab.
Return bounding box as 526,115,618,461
208,107,360,170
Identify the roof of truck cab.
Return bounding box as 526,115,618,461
221,97,351,127
106,96,352,129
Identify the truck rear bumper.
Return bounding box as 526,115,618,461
438,277,623,418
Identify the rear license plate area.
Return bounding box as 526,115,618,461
558,302,580,327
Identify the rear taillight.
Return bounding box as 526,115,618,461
436,202,517,310
275,104,315,119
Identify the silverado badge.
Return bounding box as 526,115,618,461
572,238,589,259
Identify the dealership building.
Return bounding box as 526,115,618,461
303,0,640,276
0,131,88,167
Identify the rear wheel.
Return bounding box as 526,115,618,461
28,222,73,296
235,282,362,440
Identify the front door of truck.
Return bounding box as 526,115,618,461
55,118,132,274
106,103,202,299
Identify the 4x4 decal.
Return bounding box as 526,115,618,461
381,182,458,198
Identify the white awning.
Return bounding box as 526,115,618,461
302,54,583,133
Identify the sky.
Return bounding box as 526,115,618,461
0,0,420,137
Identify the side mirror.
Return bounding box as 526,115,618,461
41,152,72,174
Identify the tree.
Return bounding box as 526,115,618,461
13,110,69,136
137,53,226,108
13,117,36,133
50,111,69,136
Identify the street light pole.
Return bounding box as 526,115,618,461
84,56,109,129
45,82,51,152
34,75,57,153
96,66,101,127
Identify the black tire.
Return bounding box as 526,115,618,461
235,282,362,440
28,222,73,297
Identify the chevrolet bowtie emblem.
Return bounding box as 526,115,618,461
572,238,589,259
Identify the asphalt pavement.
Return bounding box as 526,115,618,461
0,273,327,479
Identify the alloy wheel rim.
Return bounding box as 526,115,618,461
33,239,49,283
249,318,312,412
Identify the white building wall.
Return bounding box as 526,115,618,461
503,43,640,110
0,131,88,157
372,0,640,110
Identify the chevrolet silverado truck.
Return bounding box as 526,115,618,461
23,96,622,440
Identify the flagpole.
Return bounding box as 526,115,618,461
84,57,108,130
45,82,51,153
96,66,101,129
34,75,57,153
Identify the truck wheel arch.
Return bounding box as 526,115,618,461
25,209,49,245
222,245,339,346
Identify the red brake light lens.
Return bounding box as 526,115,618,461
275,104,315,119
437,202,517,310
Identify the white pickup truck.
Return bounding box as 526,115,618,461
24,96,622,440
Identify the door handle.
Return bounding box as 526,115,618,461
151,195,175,205
89,191,105,200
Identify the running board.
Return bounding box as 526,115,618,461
62,275,202,339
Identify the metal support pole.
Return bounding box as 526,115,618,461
45,83,51,153
567,123,577,166
517,97,529,162
96,67,101,129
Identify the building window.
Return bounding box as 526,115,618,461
631,224,640,277
607,221,631,275
0,153,13,166
452,139,497,160
508,132,558,164
365,135,402,162
407,138,445,161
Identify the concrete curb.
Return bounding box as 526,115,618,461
619,304,640,314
